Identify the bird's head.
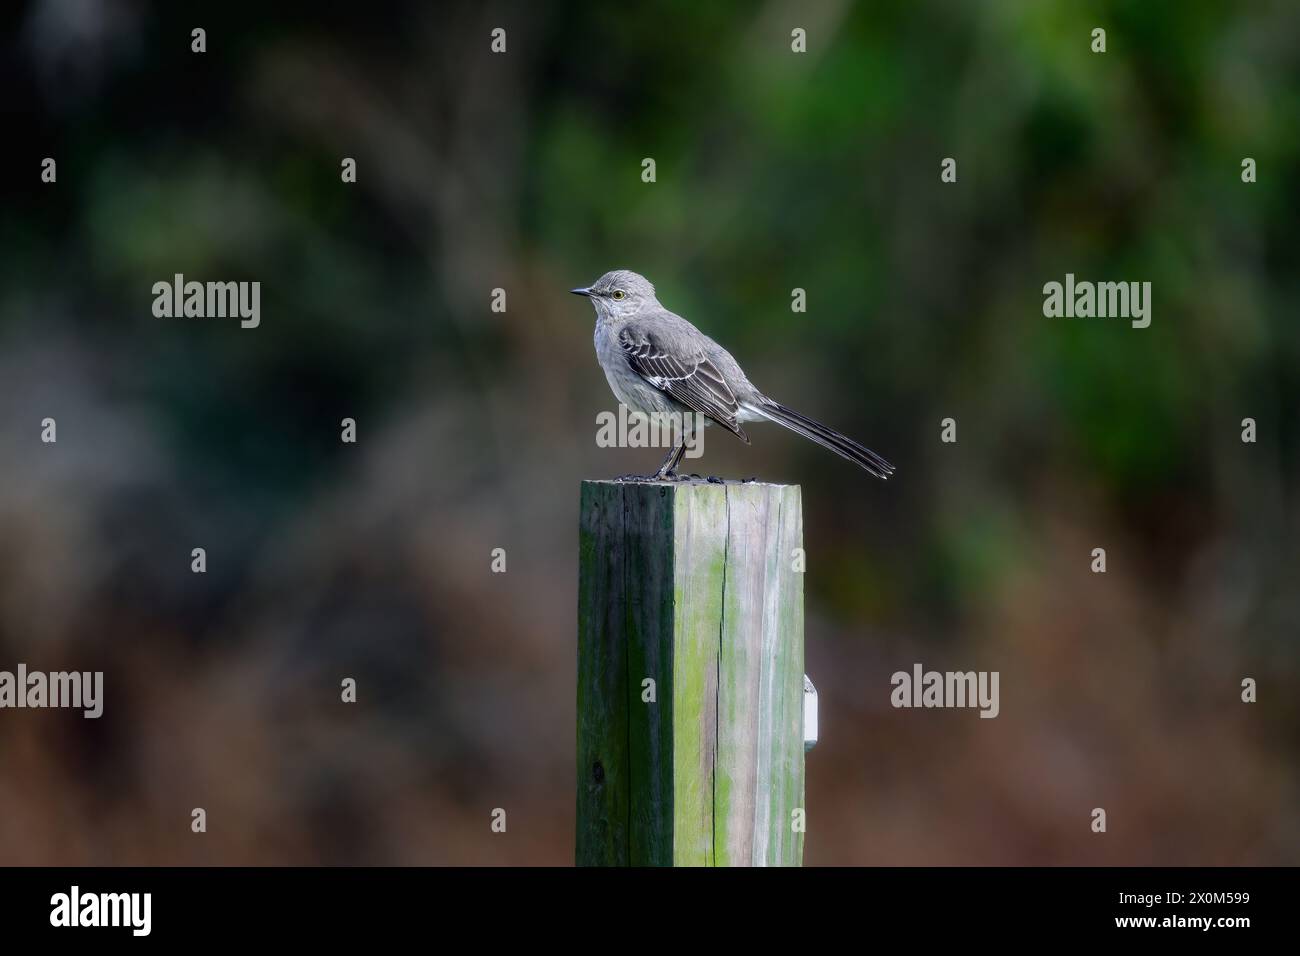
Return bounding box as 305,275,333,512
571,269,657,318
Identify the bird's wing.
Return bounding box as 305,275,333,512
618,325,748,442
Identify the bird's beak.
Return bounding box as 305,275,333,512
570,287,592,297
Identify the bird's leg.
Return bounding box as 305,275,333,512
652,437,688,480
613,441,685,482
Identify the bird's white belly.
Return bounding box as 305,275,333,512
595,321,680,416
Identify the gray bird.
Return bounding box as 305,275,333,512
572,269,894,482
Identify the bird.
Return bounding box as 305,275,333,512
572,269,894,482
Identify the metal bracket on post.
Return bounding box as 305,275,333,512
803,674,818,752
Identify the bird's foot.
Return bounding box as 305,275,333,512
630,472,745,485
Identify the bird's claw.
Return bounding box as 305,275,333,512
615,472,740,485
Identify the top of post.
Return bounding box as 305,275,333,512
581,478,797,490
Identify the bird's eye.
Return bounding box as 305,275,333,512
611,290,626,300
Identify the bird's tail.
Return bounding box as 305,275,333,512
746,399,895,479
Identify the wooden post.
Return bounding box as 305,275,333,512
577,479,805,866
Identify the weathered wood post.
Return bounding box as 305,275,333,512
577,479,805,866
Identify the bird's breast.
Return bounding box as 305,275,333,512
594,320,674,415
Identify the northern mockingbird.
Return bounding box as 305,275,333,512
572,269,894,481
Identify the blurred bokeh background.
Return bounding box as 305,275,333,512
1,0,1297,865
